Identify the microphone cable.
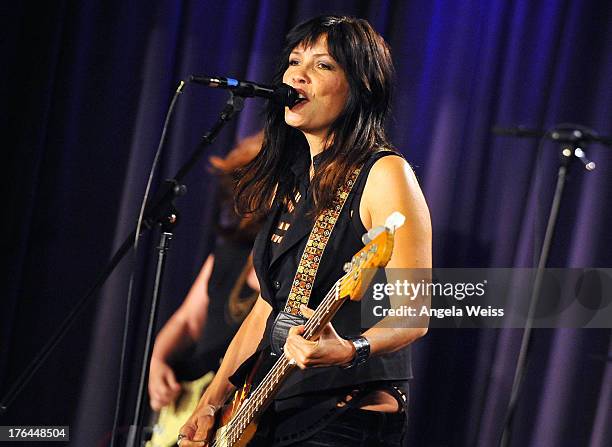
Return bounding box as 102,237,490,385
110,80,186,447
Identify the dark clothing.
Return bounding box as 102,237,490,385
241,149,412,445
251,407,406,447
251,150,413,400
254,381,409,446
290,408,405,447
170,188,258,381
171,236,255,381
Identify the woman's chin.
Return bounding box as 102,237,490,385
284,115,306,129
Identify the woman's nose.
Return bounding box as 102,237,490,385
291,67,309,84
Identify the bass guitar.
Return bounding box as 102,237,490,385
209,212,404,447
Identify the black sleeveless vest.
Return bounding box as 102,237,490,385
251,150,413,400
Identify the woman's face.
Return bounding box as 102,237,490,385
282,35,350,139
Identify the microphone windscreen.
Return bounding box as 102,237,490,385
273,84,300,108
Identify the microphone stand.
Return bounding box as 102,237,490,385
124,92,245,447
0,90,245,447
493,124,610,447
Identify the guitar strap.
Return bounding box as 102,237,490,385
269,164,362,356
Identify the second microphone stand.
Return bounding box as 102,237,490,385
494,124,608,447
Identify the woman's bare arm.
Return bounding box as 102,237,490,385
179,295,272,442
358,154,431,355
284,155,431,368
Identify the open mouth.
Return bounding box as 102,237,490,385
294,96,307,106
290,90,308,109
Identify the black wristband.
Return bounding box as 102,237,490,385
341,335,370,369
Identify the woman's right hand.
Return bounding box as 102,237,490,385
148,357,182,411
178,296,272,445
178,403,218,446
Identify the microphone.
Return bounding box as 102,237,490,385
493,125,612,145
189,75,300,108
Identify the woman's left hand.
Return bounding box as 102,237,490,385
283,305,356,369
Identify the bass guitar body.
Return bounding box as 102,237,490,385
213,353,266,447
214,395,258,447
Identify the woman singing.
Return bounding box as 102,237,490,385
179,15,431,447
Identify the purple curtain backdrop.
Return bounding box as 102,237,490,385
2,1,611,446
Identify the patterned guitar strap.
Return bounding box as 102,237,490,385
269,164,362,356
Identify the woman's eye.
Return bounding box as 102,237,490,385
318,62,332,70
288,59,300,66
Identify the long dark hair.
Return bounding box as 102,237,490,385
236,15,395,217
